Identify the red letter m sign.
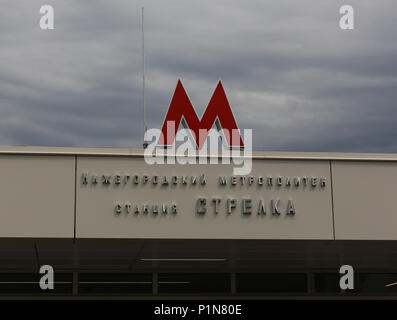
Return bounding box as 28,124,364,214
158,80,244,149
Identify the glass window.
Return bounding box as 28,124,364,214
314,273,341,294
0,273,72,295
360,274,397,294
158,273,230,294
78,273,152,295
236,273,307,294
314,273,368,294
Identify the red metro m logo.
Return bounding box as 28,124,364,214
158,80,244,149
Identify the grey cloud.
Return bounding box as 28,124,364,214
0,0,396,152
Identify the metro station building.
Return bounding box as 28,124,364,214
0,146,397,298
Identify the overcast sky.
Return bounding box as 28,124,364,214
0,0,396,152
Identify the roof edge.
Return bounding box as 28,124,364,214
0,146,396,161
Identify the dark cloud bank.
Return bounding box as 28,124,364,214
0,0,396,152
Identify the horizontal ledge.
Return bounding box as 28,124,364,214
0,146,396,162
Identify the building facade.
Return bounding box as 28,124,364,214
0,146,397,298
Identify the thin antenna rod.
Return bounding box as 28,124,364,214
142,7,147,148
